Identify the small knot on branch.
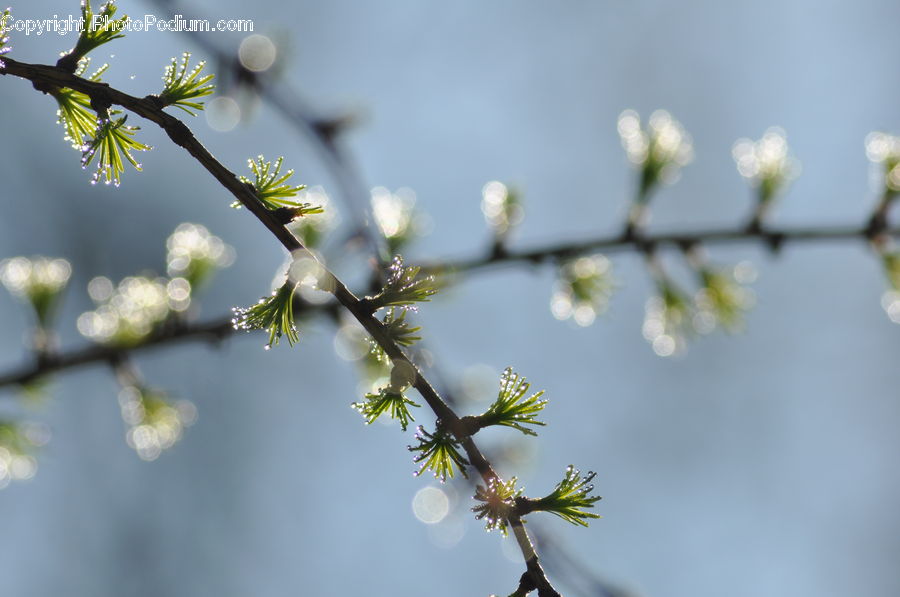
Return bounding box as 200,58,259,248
764,231,786,254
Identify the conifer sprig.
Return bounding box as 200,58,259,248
523,466,601,527
369,307,422,363
54,58,108,149
61,1,127,69
352,388,420,431
367,256,437,311
239,156,323,215
157,53,215,115
231,280,300,348
0,8,12,68
80,115,151,186
476,367,547,436
408,425,469,482
472,476,522,535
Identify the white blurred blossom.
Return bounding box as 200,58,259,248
550,255,614,327
732,127,799,203
481,181,523,238
0,256,71,325
166,223,233,288
118,386,196,461
865,132,900,193
78,276,172,345
618,109,693,198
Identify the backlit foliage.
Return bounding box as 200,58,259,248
352,387,420,431
8,15,900,594
80,115,151,186
409,425,469,482
54,58,108,150
239,155,322,215
526,466,601,527
68,1,128,63
367,255,437,311
232,280,300,348
472,476,522,535
0,8,13,67
157,52,215,115
477,367,548,437
368,307,422,363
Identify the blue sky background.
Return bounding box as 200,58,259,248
1,1,899,596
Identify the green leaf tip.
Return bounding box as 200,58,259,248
527,465,601,527
60,1,127,69
80,115,151,187
369,307,422,363
408,425,468,482
231,280,300,348
158,52,215,115
237,156,323,216
472,476,522,535
367,255,437,310
54,58,108,150
478,367,547,436
0,8,12,67
352,387,420,431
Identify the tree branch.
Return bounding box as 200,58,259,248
427,222,900,275
0,56,560,596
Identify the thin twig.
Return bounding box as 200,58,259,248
2,218,896,395
426,223,900,275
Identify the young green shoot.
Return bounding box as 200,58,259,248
352,387,420,431
408,425,469,482
0,8,12,68
54,58,108,150
232,280,300,348
80,115,151,186
60,1,128,70
238,156,324,217
366,255,437,311
157,52,215,115
472,476,522,535
369,307,422,363
523,466,601,527
476,367,547,436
